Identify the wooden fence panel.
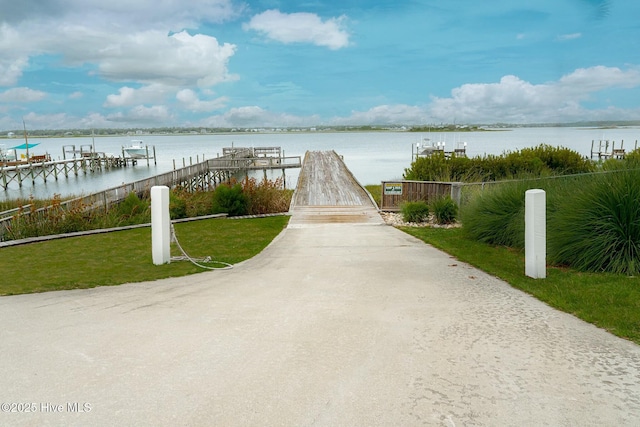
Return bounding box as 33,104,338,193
380,180,461,211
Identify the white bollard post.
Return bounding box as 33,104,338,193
525,189,546,279
151,186,171,265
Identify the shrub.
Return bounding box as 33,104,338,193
169,187,214,218
212,183,248,216
404,151,450,181
548,168,640,275
242,177,292,215
460,181,530,248
114,192,151,225
404,144,593,182
431,196,458,224
400,201,430,223
169,191,187,219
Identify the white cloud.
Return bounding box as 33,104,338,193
69,91,83,99
0,57,26,86
3,0,241,29
1,22,238,90
558,33,582,41
78,30,238,88
428,66,640,123
21,112,71,128
104,87,139,108
104,84,172,108
558,65,640,92
0,23,28,84
107,105,173,124
243,10,350,50
78,113,115,129
0,87,47,102
176,89,228,112
202,106,321,128
332,105,426,126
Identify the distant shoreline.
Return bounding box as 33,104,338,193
2,122,640,140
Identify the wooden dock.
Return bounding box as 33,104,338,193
289,151,382,226
0,152,144,190
590,139,638,160
1,147,301,240
0,142,157,190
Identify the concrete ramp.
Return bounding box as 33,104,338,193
289,151,383,227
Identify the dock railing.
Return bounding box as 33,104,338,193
0,152,301,241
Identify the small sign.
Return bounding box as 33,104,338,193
384,183,402,195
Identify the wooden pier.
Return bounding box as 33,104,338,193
0,154,140,190
288,151,382,226
0,147,301,240
0,141,154,190
413,140,467,161
590,139,638,160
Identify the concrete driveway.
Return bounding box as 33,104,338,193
2,151,640,426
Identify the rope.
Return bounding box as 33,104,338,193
170,223,233,270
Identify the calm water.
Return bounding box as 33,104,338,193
2,127,639,201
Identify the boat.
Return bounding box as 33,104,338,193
0,144,18,165
123,140,148,159
416,137,445,157
415,136,467,159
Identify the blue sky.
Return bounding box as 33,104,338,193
1,0,639,130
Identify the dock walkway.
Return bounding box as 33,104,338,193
289,150,383,226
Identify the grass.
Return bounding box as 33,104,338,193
0,215,289,296
365,184,381,208
400,226,640,344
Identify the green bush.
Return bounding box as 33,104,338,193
460,181,531,248
404,151,448,181
212,183,249,216
114,192,151,225
404,144,593,182
548,168,640,275
242,177,292,215
400,201,430,223
431,196,458,224
169,187,214,218
169,191,187,219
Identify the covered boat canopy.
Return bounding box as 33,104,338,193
11,142,40,150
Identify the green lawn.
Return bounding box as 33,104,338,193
400,226,640,344
3,210,639,347
0,215,289,295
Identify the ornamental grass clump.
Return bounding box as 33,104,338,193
548,168,640,275
400,201,430,223
460,181,530,248
431,196,458,224
241,177,293,215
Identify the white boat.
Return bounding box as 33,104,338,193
0,144,18,164
123,140,148,159
416,137,445,156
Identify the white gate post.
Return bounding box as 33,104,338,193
151,186,171,265
525,189,546,279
